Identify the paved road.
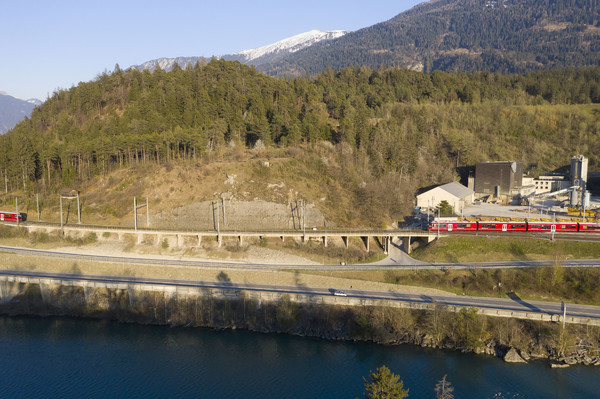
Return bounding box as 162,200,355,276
2,245,600,271
1,268,599,320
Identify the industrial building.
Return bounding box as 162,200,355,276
571,155,588,190
532,175,571,194
474,161,523,196
416,182,474,214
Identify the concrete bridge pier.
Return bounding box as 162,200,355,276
197,235,202,247
375,236,390,254
238,235,243,246
403,236,412,254
342,236,348,249
361,236,370,251
83,285,91,304
323,236,328,247
39,282,46,303
217,234,222,247
177,234,184,248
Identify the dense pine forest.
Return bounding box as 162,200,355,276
263,0,600,76
2,60,600,224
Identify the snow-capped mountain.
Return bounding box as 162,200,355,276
131,29,349,72
26,98,42,106
132,56,208,73
0,92,41,134
230,30,348,65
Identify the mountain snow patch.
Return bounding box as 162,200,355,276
234,30,348,61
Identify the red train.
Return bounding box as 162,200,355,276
428,220,599,233
0,211,27,222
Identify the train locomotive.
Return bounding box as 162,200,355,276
0,211,27,222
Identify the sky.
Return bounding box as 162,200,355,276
1,0,423,101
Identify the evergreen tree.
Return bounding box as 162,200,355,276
436,200,454,216
363,365,409,399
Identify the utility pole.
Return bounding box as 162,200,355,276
561,300,566,330
36,193,40,221
212,198,225,246
15,197,18,226
582,190,586,223
221,197,226,226
60,192,80,228
134,197,137,231
427,199,430,224
437,208,440,239
302,199,306,242
134,197,149,232
77,192,81,224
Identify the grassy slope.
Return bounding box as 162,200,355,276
7,144,397,230
410,236,600,263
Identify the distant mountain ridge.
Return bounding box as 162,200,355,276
0,92,41,134
131,30,349,72
225,30,348,65
259,0,600,76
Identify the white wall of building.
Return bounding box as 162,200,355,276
417,187,464,213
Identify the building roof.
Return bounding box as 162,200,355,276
438,182,473,198
417,181,473,200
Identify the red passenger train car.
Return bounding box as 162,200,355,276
526,222,578,232
427,220,598,233
477,221,527,232
0,211,26,222
427,221,477,232
576,223,600,232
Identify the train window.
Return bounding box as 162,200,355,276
510,224,526,229
559,225,577,229
530,224,551,230
582,225,600,230
480,224,495,229
456,224,471,228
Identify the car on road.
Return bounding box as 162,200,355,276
333,290,347,297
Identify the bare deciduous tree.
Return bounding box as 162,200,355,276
435,374,454,399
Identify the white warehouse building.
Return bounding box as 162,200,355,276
416,182,474,213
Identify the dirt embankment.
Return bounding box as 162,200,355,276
152,198,327,230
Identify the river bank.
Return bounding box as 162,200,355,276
1,279,598,369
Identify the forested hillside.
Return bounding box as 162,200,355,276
262,0,600,76
2,60,600,226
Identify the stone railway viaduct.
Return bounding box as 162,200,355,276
14,221,436,254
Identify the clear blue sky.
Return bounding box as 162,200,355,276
1,0,423,101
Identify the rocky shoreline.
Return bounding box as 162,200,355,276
0,282,598,369
421,337,600,368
